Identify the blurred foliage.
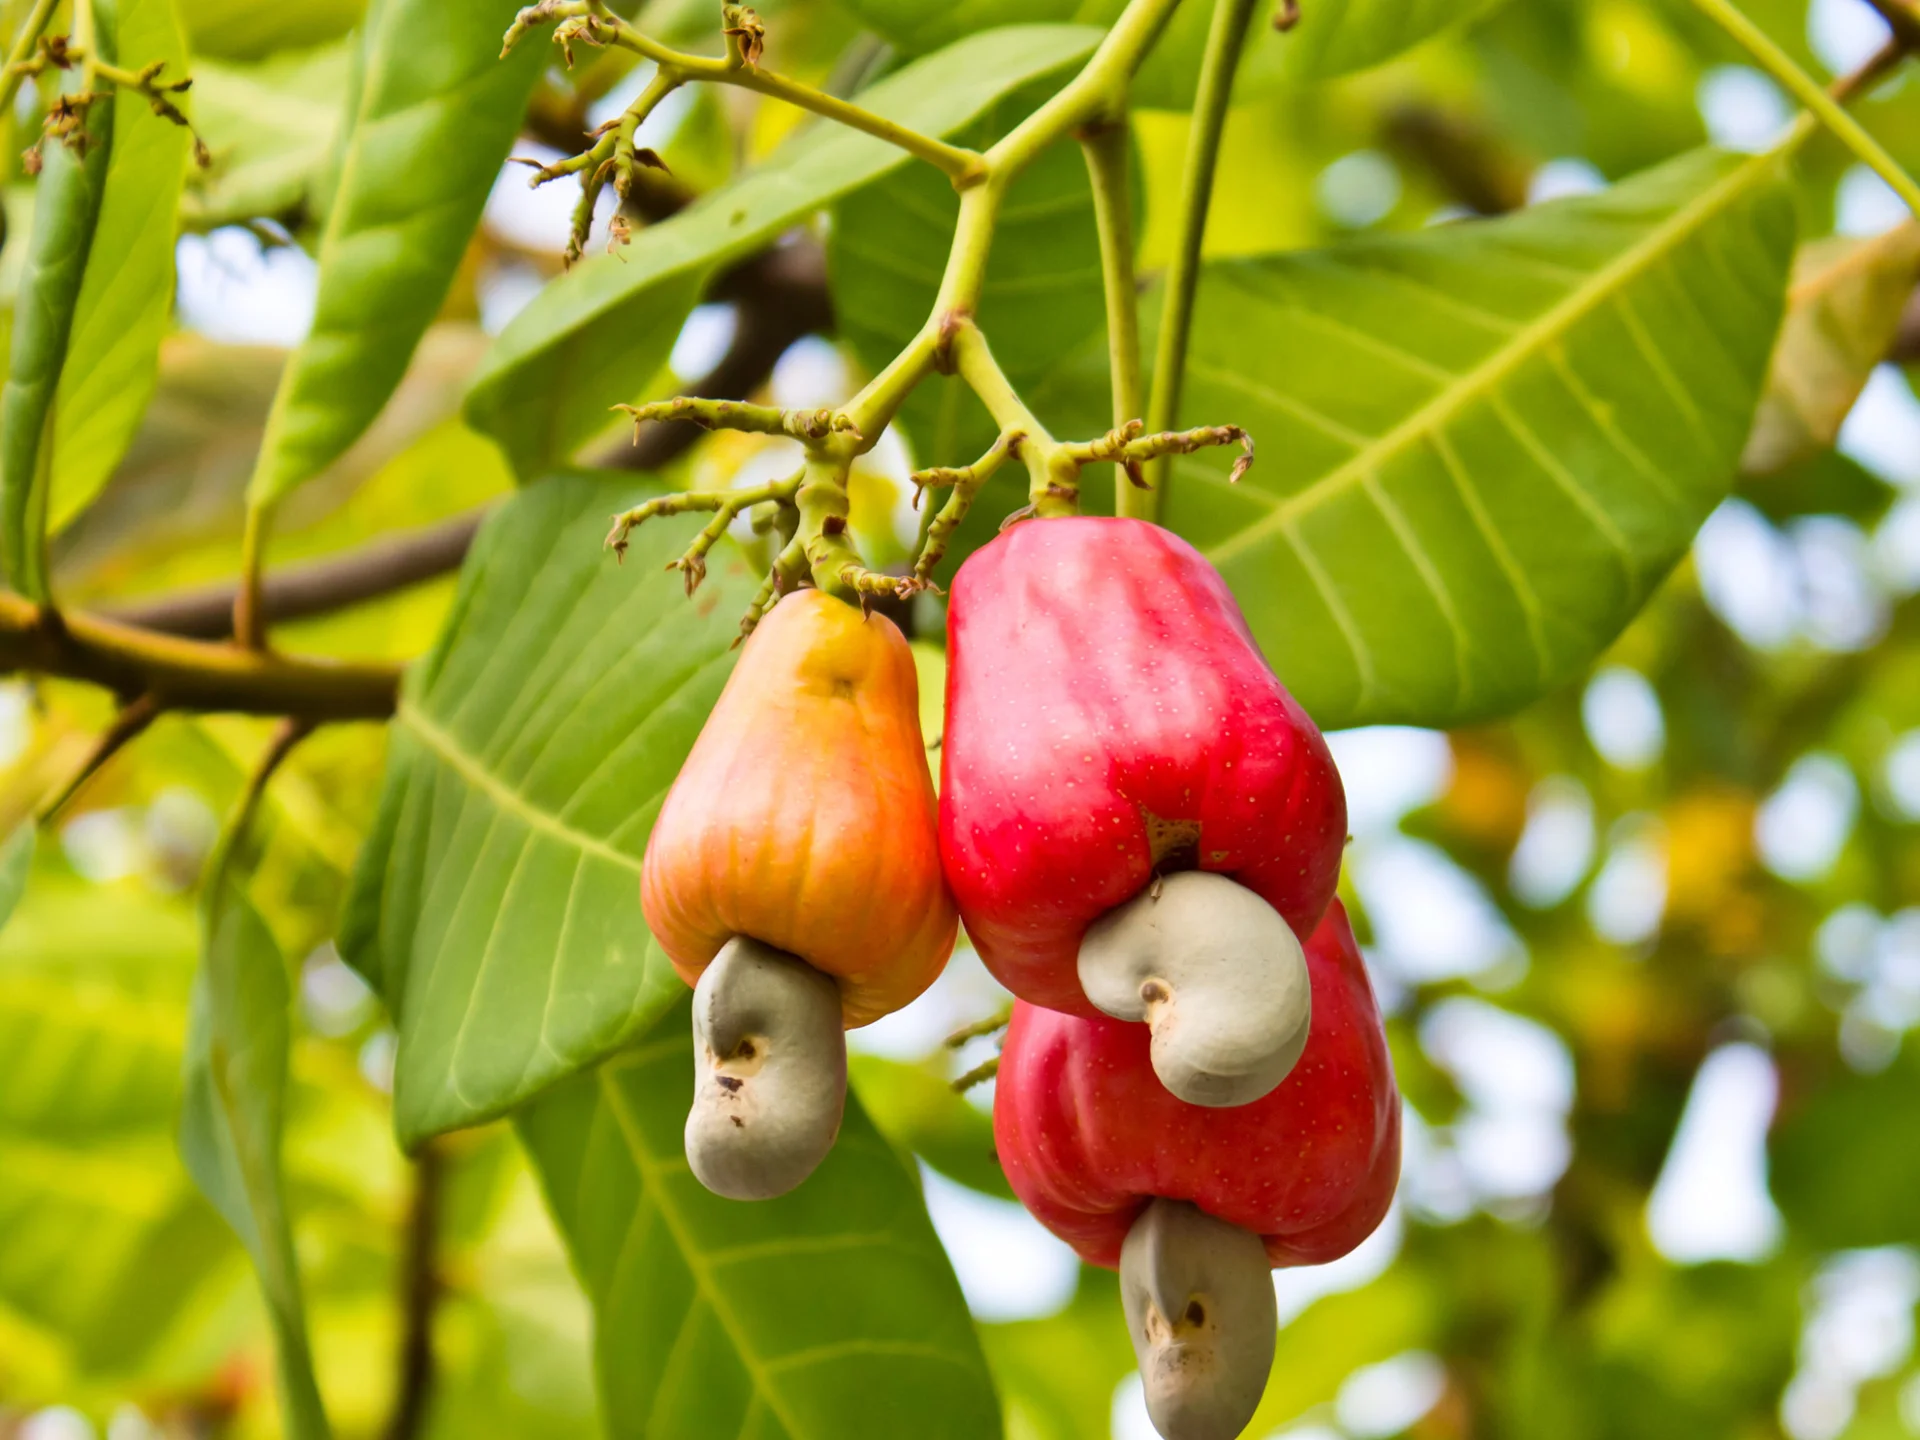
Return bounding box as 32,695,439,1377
5,0,1920,1437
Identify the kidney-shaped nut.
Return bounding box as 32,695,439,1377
1120,1198,1278,1440
685,935,847,1201
1078,870,1312,1108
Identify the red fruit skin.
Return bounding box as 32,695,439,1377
993,901,1400,1270
940,516,1348,1015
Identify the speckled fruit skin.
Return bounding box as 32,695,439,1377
939,517,1348,1016
642,588,958,1026
993,901,1399,1269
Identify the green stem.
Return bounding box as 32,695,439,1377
0,0,58,115
509,3,985,183
1081,121,1146,517
1684,0,1920,216
1143,0,1259,510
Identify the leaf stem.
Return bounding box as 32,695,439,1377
1081,120,1148,518
36,691,161,823
1144,0,1261,511
1684,0,1920,216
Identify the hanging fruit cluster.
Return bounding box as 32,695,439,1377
641,514,1401,1439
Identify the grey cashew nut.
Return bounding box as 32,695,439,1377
1121,1198,1277,1440
1078,870,1311,1108
685,935,847,1201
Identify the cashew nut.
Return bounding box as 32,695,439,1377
1078,870,1311,1108
685,935,847,1201
1120,1198,1277,1440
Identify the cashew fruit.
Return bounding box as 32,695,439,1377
993,901,1399,1271
644,587,958,1026
939,517,1346,1020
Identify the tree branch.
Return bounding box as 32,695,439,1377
105,512,490,640
0,593,401,719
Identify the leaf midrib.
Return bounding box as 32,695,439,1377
1202,146,1780,568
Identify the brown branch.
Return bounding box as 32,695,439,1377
0,594,401,719
106,511,490,641
383,1139,446,1440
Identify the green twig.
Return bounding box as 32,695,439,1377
504,1,985,184
614,396,862,444
1685,0,1920,217
944,1006,1012,1049
1143,0,1260,512
1081,120,1147,518
951,1056,1000,1094
0,0,60,115
604,471,805,594
911,431,1026,583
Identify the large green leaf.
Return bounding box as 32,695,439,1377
1040,147,1793,731
1,28,115,600
246,0,547,508
179,870,331,1439
462,25,1103,478
834,0,1513,106
48,0,193,536
339,475,755,1147
829,82,1109,479
516,1005,1003,1440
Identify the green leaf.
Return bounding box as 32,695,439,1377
47,0,194,537
246,0,548,508
180,0,366,60
829,80,1109,481
515,1004,1003,1440
833,1,1514,107
1,46,114,600
184,44,351,232
849,1053,1012,1200
462,24,1103,478
0,826,32,938
338,474,756,1147
1772,1048,1920,1249
1131,146,1793,731
179,870,331,1439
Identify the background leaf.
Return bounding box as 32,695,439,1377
1040,146,1797,731
1740,222,1920,477
0,825,32,935
0,880,238,1375
179,870,331,1439
848,1054,1012,1201
245,0,547,508
338,475,755,1147
184,44,352,233
516,1001,1003,1440
461,25,1102,478
179,0,367,61
1772,1048,1920,1249
47,0,194,535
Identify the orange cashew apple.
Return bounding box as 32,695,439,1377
642,587,958,1199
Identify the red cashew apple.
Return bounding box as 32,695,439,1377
941,516,1348,1105
643,588,958,1200
994,900,1400,1440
